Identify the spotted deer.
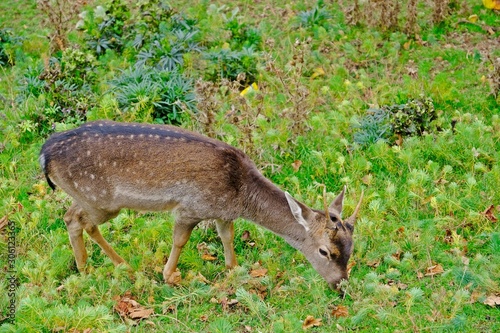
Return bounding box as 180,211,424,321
39,120,363,290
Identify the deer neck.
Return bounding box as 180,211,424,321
241,171,307,251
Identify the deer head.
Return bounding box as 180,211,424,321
285,187,364,290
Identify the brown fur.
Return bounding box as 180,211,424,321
40,120,362,289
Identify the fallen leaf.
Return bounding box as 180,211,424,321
240,82,259,96
56,285,65,292
483,0,500,10
302,315,322,329
200,314,209,322
201,253,217,261
114,292,155,321
468,14,479,23
310,67,325,80
291,160,302,172
220,297,239,311
483,294,500,307
417,271,424,279
403,40,411,50
425,264,444,276
129,308,154,319
481,205,498,223
331,305,349,318
366,259,380,268
250,268,268,278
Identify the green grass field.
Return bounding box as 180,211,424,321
1,0,499,331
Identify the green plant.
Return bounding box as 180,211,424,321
353,107,392,147
296,3,331,29
109,65,196,124
223,8,262,50
203,46,259,84
0,28,22,66
78,0,130,55
353,97,439,147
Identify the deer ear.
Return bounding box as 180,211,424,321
329,186,346,215
285,192,311,232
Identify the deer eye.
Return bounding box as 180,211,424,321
318,247,329,258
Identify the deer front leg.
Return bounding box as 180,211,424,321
215,220,237,269
163,220,197,284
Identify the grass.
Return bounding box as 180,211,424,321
1,0,500,331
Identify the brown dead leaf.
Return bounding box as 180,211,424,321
56,285,65,292
483,294,500,307
425,264,444,276
366,259,380,268
331,305,349,318
220,297,239,311
250,268,268,278
201,253,217,261
114,292,154,321
129,308,154,319
302,315,322,329
291,160,302,172
481,205,498,223
200,314,209,322
417,271,424,279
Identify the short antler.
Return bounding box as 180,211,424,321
345,190,364,226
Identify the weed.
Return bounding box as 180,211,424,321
36,0,87,52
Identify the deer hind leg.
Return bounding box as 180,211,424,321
163,219,198,284
215,220,237,269
63,203,88,271
64,203,126,271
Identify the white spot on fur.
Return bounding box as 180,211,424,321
90,174,95,180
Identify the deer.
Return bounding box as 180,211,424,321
39,120,363,290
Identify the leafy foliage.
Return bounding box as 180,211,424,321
203,46,259,84
354,97,439,147
109,65,196,124
77,0,129,55
0,28,22,66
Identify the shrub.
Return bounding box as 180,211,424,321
109,65,196,124
353,96,439,147
203,46,259,85
77,0,130,55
